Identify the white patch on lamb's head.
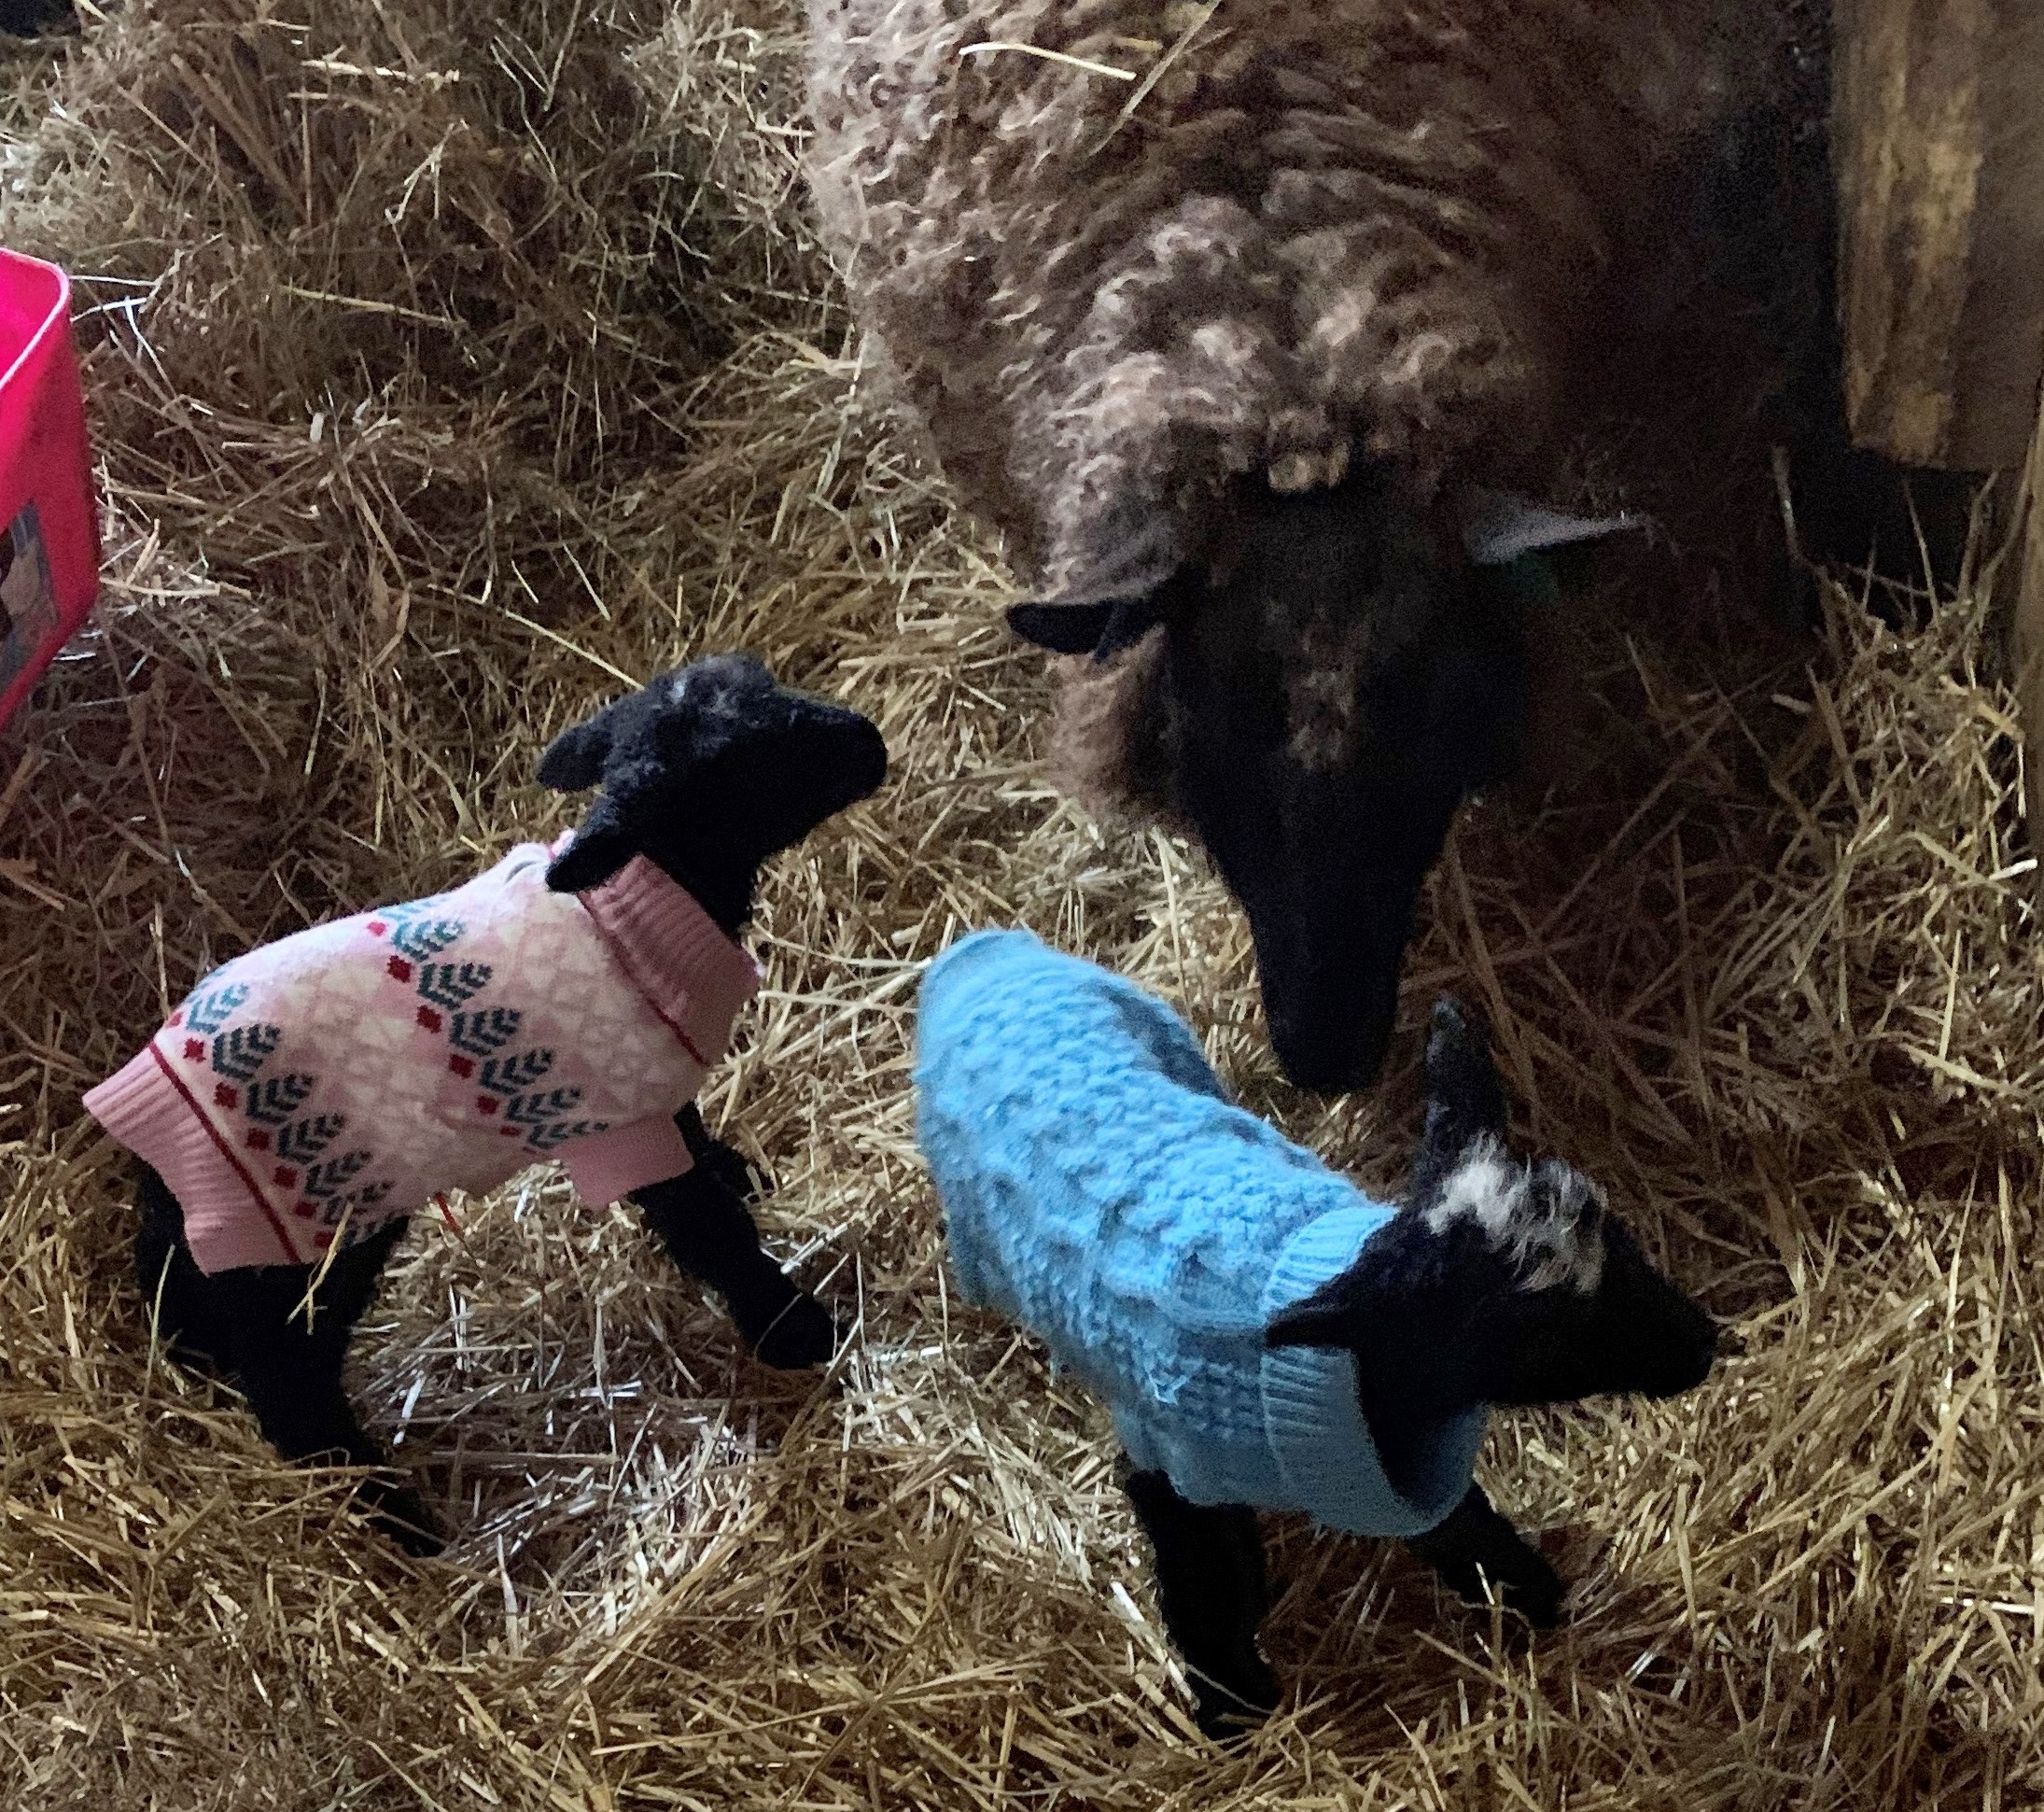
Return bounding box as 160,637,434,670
662,653,773,729
1422,1134,1528,1240
1423,1137,1608,1295
1511,1159,1607,1294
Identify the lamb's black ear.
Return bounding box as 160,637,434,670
1423,997,1507,1144
1268,1261,1444,1499
545,793,637,893
538,717,614,793
1405,996,1510,1206
1006,596,1164,660
1265,1270,1365,1352
1351,1379,1446,1506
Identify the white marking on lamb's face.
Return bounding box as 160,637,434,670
1512,1160,1606,1295
1423,1135,1527,1240
1424,1137,1608,1294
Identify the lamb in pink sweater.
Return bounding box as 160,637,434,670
89,837,761,1274
93,654,888,1555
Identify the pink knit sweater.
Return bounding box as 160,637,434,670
86,841,762,1274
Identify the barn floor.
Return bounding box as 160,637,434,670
4,1,2043,1806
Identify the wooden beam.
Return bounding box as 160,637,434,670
1835,0,2044,853
1833,0,2044,472
2017,420,2044,844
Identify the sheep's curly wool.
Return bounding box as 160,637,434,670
805,0,1796,604
914,930,1488,1536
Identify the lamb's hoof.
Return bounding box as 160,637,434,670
749,1293,838,1370
360,1478,445,1558
1192,1660,1281,1740
699,1137,771,1204
1441,1548,1564,1630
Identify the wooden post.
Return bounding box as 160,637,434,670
2021,421,2044,843
1833,0,2044,471
1832,0,2044,840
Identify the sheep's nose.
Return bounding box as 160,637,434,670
1261,948,1400,1094
1267,1006,1390,1094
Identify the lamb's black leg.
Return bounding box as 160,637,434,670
134,1164,441,1555
1403,1482,1562,1627
632,1122,833,1370
1124,1467,1280,1735
674,1101,772,1203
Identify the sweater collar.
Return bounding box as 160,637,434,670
569,847,763,1069
1259,1201,1489,1538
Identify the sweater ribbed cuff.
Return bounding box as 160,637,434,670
84,1043,305,1272
1260,1201,1487,1538
563,1115,695,1205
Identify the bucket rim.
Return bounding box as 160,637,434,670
0,247,73,401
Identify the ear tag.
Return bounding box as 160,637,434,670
1457,485,1641,567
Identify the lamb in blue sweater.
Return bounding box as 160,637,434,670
915,931,1717,1735
919,928,1487,1536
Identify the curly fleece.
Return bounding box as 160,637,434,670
805,0,1791,605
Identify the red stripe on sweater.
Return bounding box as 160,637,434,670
580,907,715,1070
147,1041,301,1267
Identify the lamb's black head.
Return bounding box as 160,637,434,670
1010,471,1525,1092
537,653,888,930
1263,998,1716,1500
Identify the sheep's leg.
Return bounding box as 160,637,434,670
1402,1482,1561,1627
232,1357,442,1557
632,1146,834,1370
134,1165,440,1555
674,1101,773,1202
1123,1467,1281,1735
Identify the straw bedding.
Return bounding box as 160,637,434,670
1,1,2040,1805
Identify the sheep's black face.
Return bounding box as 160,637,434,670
1162,481,1525,1091
1406,997,1716,1405
1007,474,1533,1091
1482,1213,1718,1407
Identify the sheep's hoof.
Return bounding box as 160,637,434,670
749,1292,838,1370
1192,1660,1281,1740
1439,1548,1564,1630
358,1476,445,1558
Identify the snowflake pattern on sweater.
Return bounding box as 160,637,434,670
87,842,761,1274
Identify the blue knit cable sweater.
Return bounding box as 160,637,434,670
914,930,1488,1538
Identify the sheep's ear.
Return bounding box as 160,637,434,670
1008,500,1191,659
1267,1274,1439,1499
1007,597,1164,660
1265,1271,1365,1352
545,794,638,892
537,717,614,793
1421,997,1507,1148
1352,1378,1446,1506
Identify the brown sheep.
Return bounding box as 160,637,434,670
805,0,1846,1089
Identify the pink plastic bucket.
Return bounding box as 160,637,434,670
0,248,99,732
